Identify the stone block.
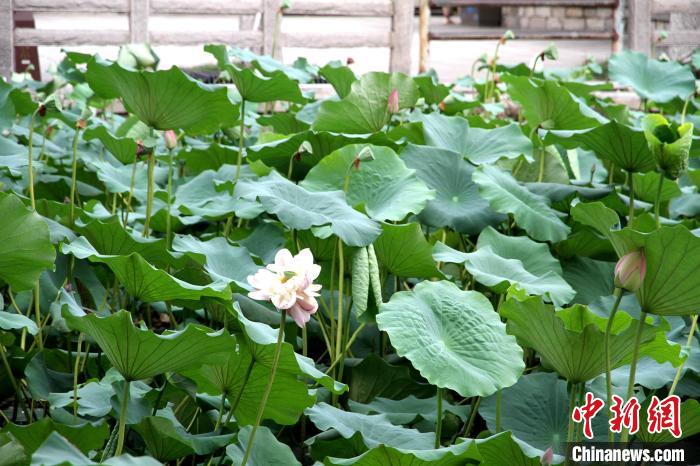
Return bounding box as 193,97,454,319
530,16,547,29
534,6,550,16
586,17,606,30
547,16,563,30
563,17,586,30
565,7,584,17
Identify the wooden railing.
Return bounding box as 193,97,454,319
628,0,700,56
0,0,414,78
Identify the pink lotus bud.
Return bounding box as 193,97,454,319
614,250,646,292
541,447,554,466
387,88,399,114
164,130,177,150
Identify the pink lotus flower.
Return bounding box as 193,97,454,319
387,88,399,114
164,130,177,150
541,447,554,465
247,248,322,328
614,249,646,292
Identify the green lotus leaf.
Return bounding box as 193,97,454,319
178,143,238,175
501,294,682,383
172,235,258,290
2,418,109,456
0,311,38,335
0,432,26,466
642,114,693,180
83,125,138,165
306,402,435,450
227,425,301,466
205,44,305,103
402,144,506,234
319,62,357,99
31,432,161,466
377,281,524,397
86,57,238,134
133,413,233,462
414,75,450,105
503,75,607,130
373,223,443,279
346,354,433,403
322,440,481,466
312,72,419,134
608,50,696,103
411,112,533,164
348,395,469,426
434,226,575,306
62,309,234,381
0,193,56,291
480,372,606,453
474,431,544,466
84,159,167,202
302,144,434,221
473,165,570,243
544,120,656,173
632,171,681,203
235,171,381,247
61,237,231,303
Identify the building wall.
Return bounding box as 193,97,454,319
501,6,614,32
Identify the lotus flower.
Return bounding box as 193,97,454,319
614,250,646,292
247,248,322,328
387,88,399,114
541,447,554,466
164,130,177,150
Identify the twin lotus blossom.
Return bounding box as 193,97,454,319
614,249,646,292
247,248,322,328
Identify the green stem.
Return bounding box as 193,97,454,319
227,358,255,424
240,310,286,466
681,96,691,125
165,148,174,249
566,382,577,465
27,111,37,210
335,239,345,364
495,388,502,432
669,315,698,396
627,170,635,224
72,332,84,418
463,396,480,438
537,146,546,182
435,387,444,448
654,172,664,229
324,323,366,375
123,153,138,226
115,380,131,456
214,392,226,431
142,153,155,238
620,311,647,444
235,100,246,182
0,344,30,420
34,282,43,350
69,127,82,227
604,288,623,443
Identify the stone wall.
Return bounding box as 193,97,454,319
501,5,614,32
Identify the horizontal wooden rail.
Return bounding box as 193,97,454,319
149,30,263,47
14,28,129,46
434,0,617,6
429,30,616,40
652,0,700,14
13,0,129,12
285,0,393,17
150,0,263,15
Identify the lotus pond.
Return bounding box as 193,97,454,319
0,42,699,465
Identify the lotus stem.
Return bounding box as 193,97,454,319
627,170,635,224
604,288,623,443
165,148,174,249
226,358,255,426
34,282,43,350
123,153,138,226
27,110,37,210
214,391,226,431
335,239,345,364
435,387,444,448
620,311,647,444
0,344,30,420
115,379,131,456
669,315,698,396
654,172,664,229
240,309,286,466
69,127,82,226
142,153,155,238
565,382,577,465
495,388,502,432
235,99,246,182
72,332,84,418
324,323,366,375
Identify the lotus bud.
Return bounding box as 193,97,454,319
500,30,515,44
352,146,375,170
388,88,399,114
541,447,554,466
540,43,558,61
642,114,693,180
76,119,87,130
164,130,177,150
614,250,646,292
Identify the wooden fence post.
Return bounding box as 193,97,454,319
628,0,651,54
130,0,150,43
418,0,430,73
0,0,13,79
263,0,281,58
390,0,413,74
